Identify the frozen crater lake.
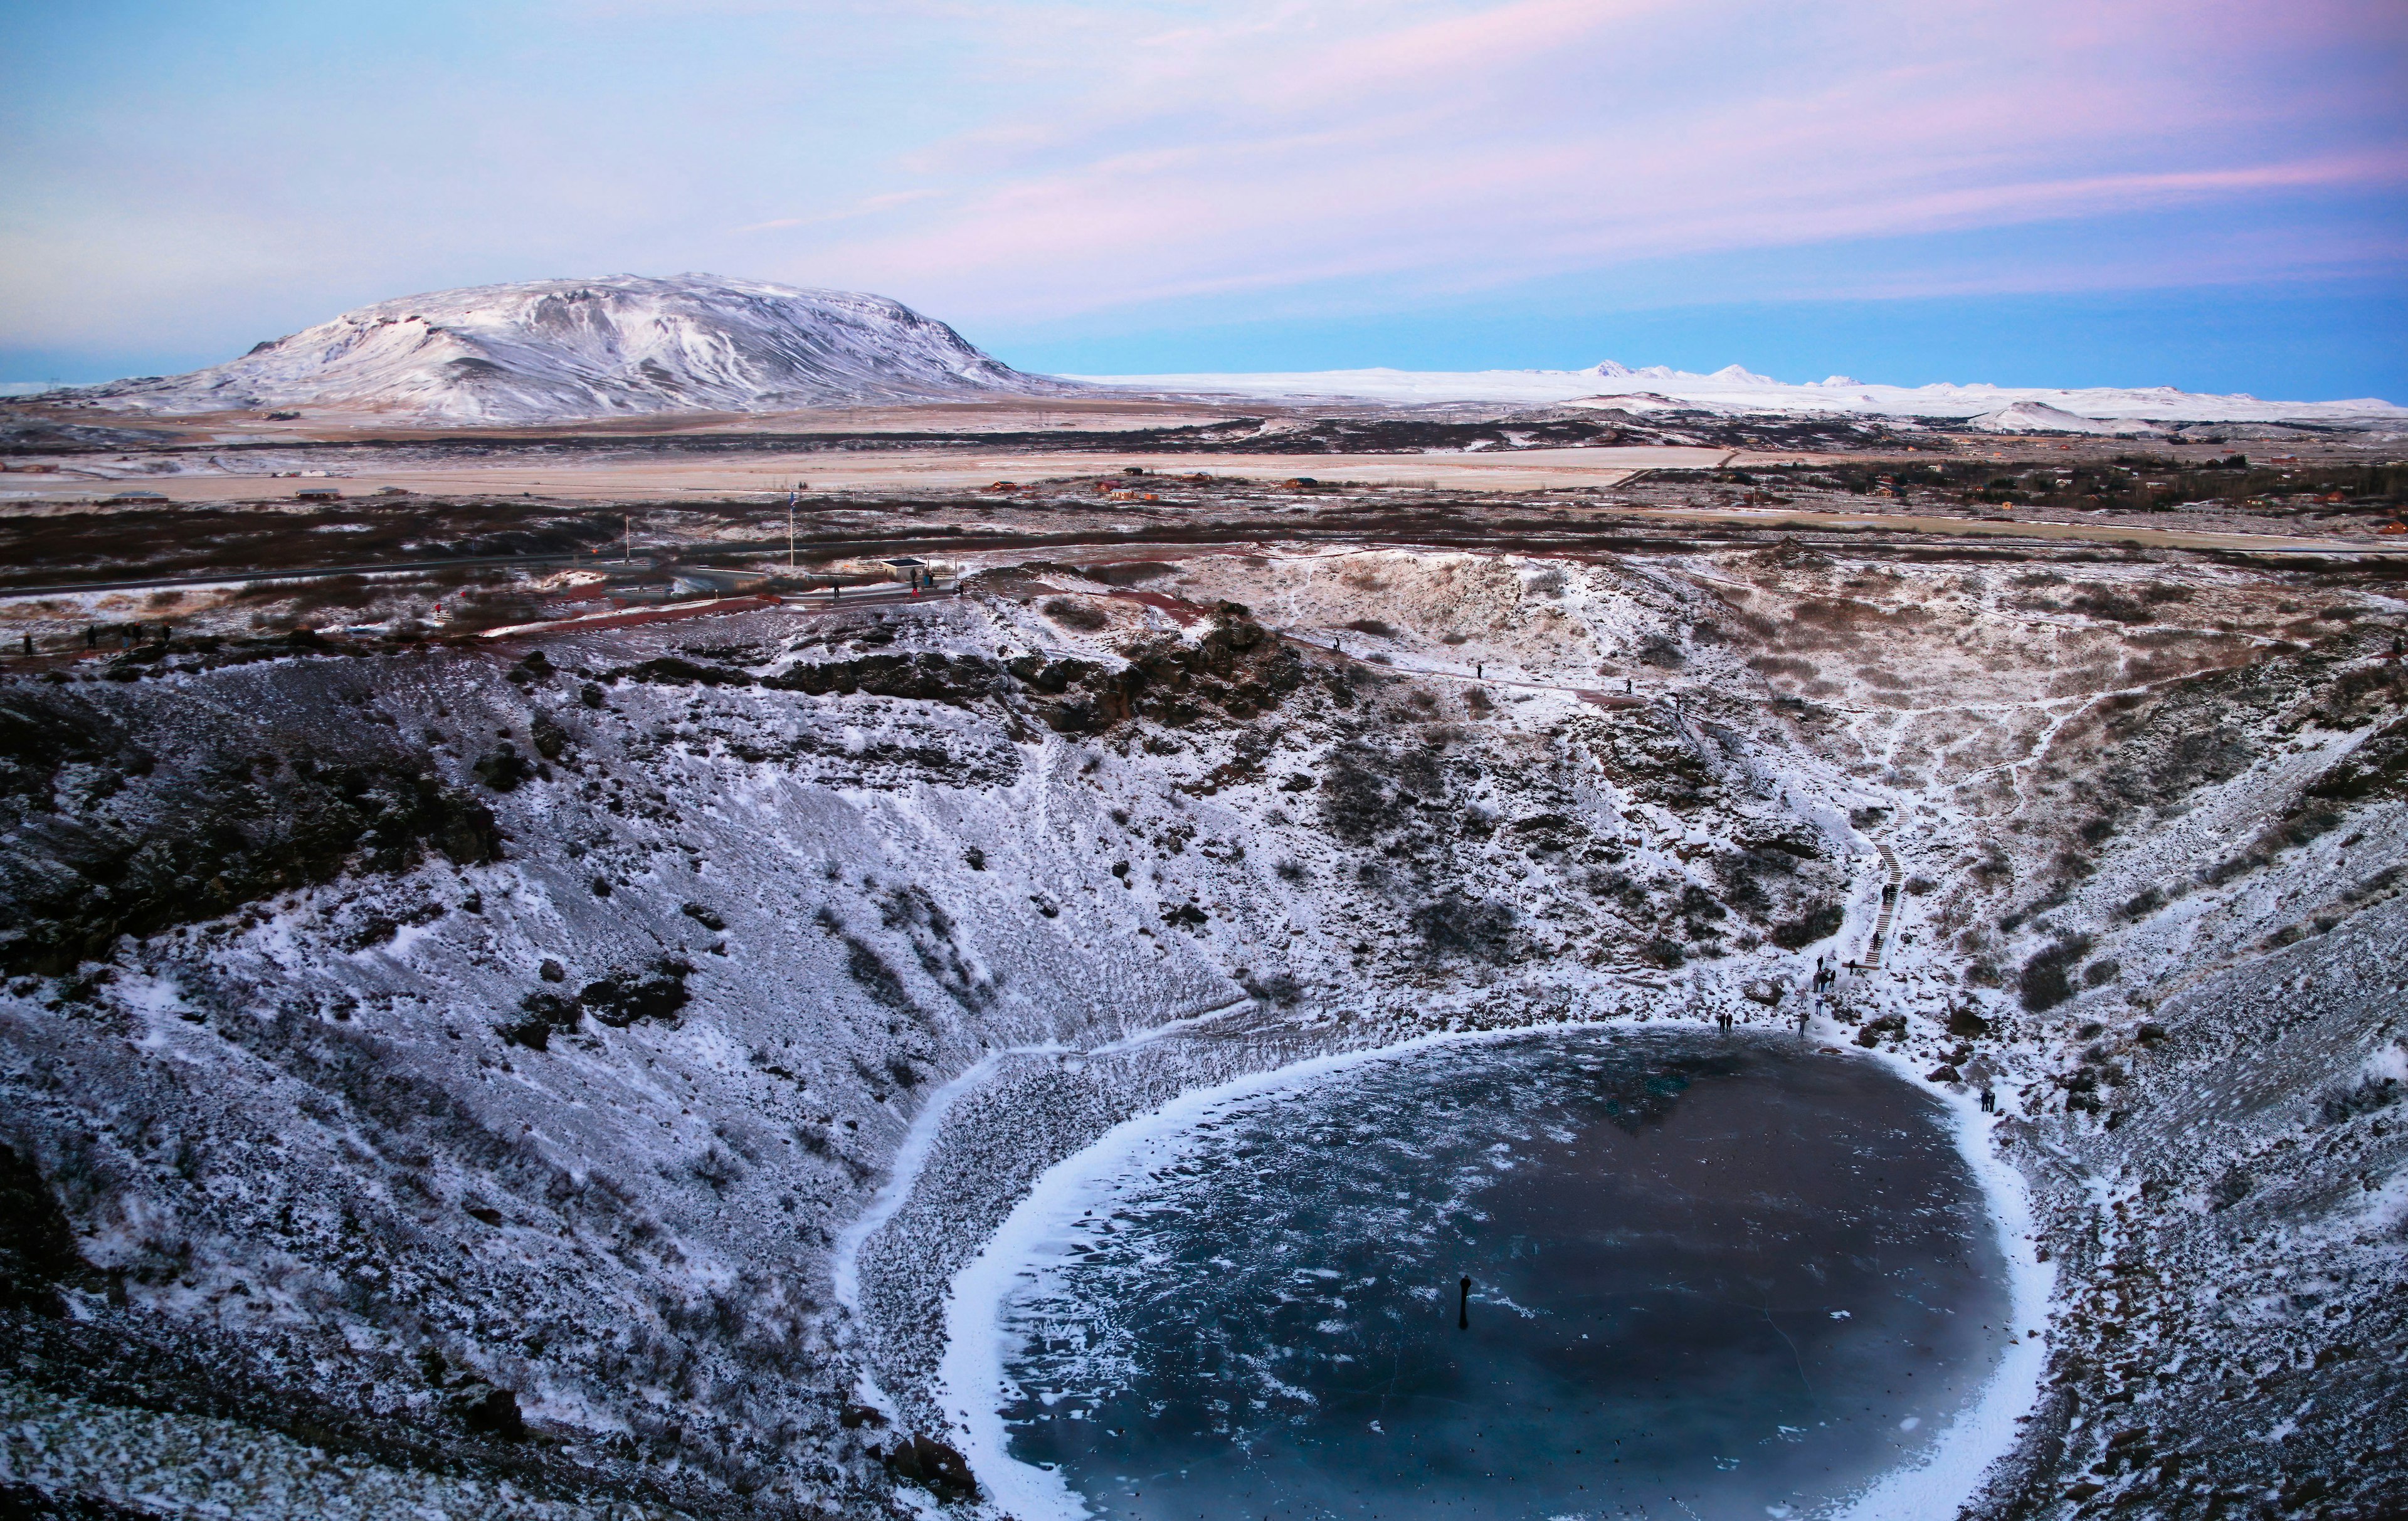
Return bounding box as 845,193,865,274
944,1029,2022,1520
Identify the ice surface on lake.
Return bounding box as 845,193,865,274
990,1030,2010,1520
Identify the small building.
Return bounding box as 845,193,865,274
295,486,342,502
103,490,167,504
882,557,927,583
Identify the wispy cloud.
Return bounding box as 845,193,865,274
764,0,2408,323
2,0,2402,366
735,188,944,234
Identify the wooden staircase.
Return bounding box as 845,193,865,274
1864,840,1904,967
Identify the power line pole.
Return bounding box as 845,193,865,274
787,483,798,571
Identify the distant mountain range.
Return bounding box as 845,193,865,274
21,272,2403,431
1077,361,2407,429
38,274,1077,423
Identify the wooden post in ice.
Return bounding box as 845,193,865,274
1459,1276,1472,1330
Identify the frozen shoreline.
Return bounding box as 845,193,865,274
924,1016,2049,1521
828,996,1259,1419
1834,1043,2055,1521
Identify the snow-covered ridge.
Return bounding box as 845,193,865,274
52,273,1079,423
1079,359,2405,425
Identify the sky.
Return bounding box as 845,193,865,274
3,0,2404,399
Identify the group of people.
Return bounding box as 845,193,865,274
11,622,171,660
1707,959,2005,1113
88,621,167,648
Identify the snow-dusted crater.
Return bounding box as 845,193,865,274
2,539,2401,1519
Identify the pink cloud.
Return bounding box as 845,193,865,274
752,0,2404,322
12,0,2402,350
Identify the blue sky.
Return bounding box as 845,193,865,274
4,1,2404,399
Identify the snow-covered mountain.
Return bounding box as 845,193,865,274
1081,359,2405,426
1967,399,2159,436
56,274,1079,423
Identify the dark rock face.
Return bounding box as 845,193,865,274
576,960,695,1028
1008,606,1306,734
880,1433,976,1501
1409,892,1517,963
601,603,1309,740
1769,902,1844,950
497,960,696,1049
0,1142,83,1317
2018,934,2094,1012
0,678,500,976
499,991,581,1050
767,653,1008,706
455,1384,526,1440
